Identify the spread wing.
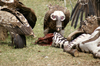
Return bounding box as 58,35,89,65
0,8,34,36
71,0,100,28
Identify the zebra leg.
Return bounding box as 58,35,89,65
63,45,79,57
52,32,67,48
67,49,79,57
52,32,79,56
93,51,100,58
64,34,90,57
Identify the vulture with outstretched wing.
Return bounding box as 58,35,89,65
44,5,70,35
0,0,37,48
67,0,100,41
71,0,100,28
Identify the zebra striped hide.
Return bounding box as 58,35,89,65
52,32,68,48
52,26,100,58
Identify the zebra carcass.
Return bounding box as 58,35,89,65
52,16,100,58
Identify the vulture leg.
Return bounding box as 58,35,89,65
13,34,26,48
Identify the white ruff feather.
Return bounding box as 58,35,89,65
1,0,14,3
50,11,65,21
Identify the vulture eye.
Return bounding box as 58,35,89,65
52,15,56,19
50,14,56,20
61,16,65,21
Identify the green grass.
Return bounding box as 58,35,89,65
0,0,100,66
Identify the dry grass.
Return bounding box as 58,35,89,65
0,0,100,66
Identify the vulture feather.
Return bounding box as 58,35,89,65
0,8,34,35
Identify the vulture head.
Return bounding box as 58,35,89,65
67,15,99,41
50,10,66,31
44,5,70,35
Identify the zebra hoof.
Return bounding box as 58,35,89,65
93,53,100,58
71,49,79,57
65,49,79,57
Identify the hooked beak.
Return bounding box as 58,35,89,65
56,17,62,32
56,26,62,32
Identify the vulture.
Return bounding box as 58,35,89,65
70,0,100,28
0,0,37,48
43,5,70,35
67,0,100,41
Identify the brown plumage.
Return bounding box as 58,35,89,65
71,0,100,28
0,0,37,48
0,0,37,28
0,26,8,40
44,5,70,35
0,9,34,35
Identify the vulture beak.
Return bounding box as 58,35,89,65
56,16,62,32
50,11,65,32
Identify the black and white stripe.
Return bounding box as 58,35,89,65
52,27,100,58
52,32,69,48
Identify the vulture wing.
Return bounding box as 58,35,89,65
0,0,37,29
16,1,37,28
0,8,34,36
71,0,100,28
